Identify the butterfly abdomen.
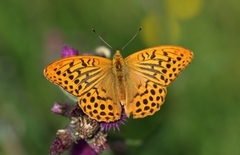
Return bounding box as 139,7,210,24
112,50,128,104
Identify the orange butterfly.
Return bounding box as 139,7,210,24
44,46,193,122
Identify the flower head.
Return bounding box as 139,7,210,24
100,108,127,131
61,45,79,58
49,129,74,155
49,104,109,155
51,102,77,118
71,140,96,155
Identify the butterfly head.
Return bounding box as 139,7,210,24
112,50,125,71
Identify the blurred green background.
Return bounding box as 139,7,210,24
1,0,240,155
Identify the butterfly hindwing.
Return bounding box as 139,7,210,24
78,75,122,122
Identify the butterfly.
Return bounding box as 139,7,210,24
44,46,193,122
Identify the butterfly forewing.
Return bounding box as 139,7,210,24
44,56,112,97
125,46,193,86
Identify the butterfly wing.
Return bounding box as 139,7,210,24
124,46,193,118
44,56,122,122
78,73,122,122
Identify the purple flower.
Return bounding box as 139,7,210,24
71,140,96,155
51,102,77,118
49,103,112,155
49,129,74,155
61,45,79,58
101,108,127,131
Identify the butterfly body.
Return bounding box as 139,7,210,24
44,46,193,122
112,50,128,105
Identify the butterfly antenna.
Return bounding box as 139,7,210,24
122,27,142,50
92,29,112,49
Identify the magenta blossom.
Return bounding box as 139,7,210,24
61,45,79,58
101,107,127,131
